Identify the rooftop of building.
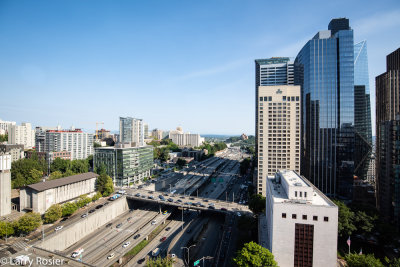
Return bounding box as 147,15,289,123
255,57,292,65
26,172,99,192
267,170,336,207
95,144,152,150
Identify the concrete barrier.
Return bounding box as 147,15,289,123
37,197,129,251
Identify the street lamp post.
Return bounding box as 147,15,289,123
181,244,196,266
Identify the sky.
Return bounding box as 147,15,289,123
0,0,399,135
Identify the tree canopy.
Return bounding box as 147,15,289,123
43,204,62,223
345,253,384,267
240,158,251,175
233,241,277,267
96,174,114,196
15,212,42,234
62,202,78,217
333,200,357,237
11,158,46,188
248,194,266,214
146,256,174,267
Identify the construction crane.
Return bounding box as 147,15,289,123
95,122,104,140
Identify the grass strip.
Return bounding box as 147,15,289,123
125,239,149,257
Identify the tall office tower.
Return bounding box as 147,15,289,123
0,119,16,135
354,41,373,180
8,122,35,149
295,18,355,199
255,57,295,195
144,123,149,139
256,86,301,196
119,117,144,147
0,155,12,216
44,129,94,160
265,170,338,267
376,47,400,226
35,126,59,152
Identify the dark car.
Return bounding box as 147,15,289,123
165,227,171,231
208,206,215,210
60,217,68,222
127,217,132,221
129,209,134,213
137,258,145,264
186,228,192,234
177,199,182,203
180,196,185,199
204,199,209,202
103,202,110,206
106,223,112,228
134,234,141,239
189,197,195,200
167,198,173,202
135,193,141,197
95,205,103,209
163,193,169,196
89,209,96,213
221,208,227,211
116,223,122,228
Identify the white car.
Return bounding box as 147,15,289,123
151,220,157,225
13,255,30,266
55,226,63,231
123,241,131,248
107,253,115,260
236,212,241,217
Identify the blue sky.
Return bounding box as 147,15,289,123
0,0,399,135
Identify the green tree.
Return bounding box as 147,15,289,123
87,155,93,170
233,241,277,267
0,134,8,142
240,158,251,175
11,158,46,188
95,163,107,175
91,191,102,202
176,158,186,168
248,194,266,214
354,211,376,234
146,256,174,267
16,212,42,235
62,202,78,217
27,168,43,185
50,158,71,173
96,174,114,196
71,159,89,174
76,195,91,208
344,253,384,267
43,204,62,223
0,221,15,238
12,173,26,188
62,169,75,177
333,200,356,237
49,171,63,180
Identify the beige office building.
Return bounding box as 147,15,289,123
257,85,301,196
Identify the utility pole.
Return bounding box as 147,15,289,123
233,192,234,203
181,245,196,267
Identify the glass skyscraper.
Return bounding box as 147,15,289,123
119,117,144,146
295,18,355,198
354,41,373,180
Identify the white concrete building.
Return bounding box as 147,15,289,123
0,155,12,216
8,122,35,149
20,172,98,214
256,85,301,196
265,170,338,267
0,119,16,135
169,127,204,147
44,129,94,160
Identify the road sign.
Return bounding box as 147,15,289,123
219,178,224,183
194,259,200,266
211,178,216,183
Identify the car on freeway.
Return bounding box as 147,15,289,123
221,208,227,211
165,227,171,231
180,196,185,199
13,255,30,265
160,236,167,242
148,195,154,199
190,197,195,200
116,223,122,228
81,214,87,218
60,217,68,222
127,217,132,221
71,248,84,258
89,209,95,213
107,253,115,260
96,205,103,209
167,198,173,202
106,223,112,228
208,205,215,210
151,220,157,225
141,195,146,198
204,199,209,202
135,193,141,197
200,204,206,207
137,258,146,264
134,234,141,239
104,202,110,206
55,226,63,231
118,190,126,194
123,241,131,248
163,193,169,196
185,202,192,205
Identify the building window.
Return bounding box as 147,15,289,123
295,191,297,197
282,213,286,218
292,214,297,219
300,192,302,197
302,215,307,220
305,192,307,198
313,216,318,221
324,217,329,222
294,223,314,267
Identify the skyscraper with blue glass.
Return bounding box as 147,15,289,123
295,18,355,198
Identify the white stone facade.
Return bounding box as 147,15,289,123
169,127,204,147
265,170,338,267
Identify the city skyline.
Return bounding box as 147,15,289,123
1,1,400,135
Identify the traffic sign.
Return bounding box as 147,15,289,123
194,259,200,266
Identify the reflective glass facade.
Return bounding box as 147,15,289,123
295,18,355,198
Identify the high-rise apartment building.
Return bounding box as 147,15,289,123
94,144,153,186
295,18,356,198
256,86,301,196
44,129,93,160
151,129,164,140
144,123,149,139
35,126,60,152
255,57,296,195
169,127,204,147
0,119,16,135
8,122,35,149
119,117,144,147
376,47,400,226
265,170,338,267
